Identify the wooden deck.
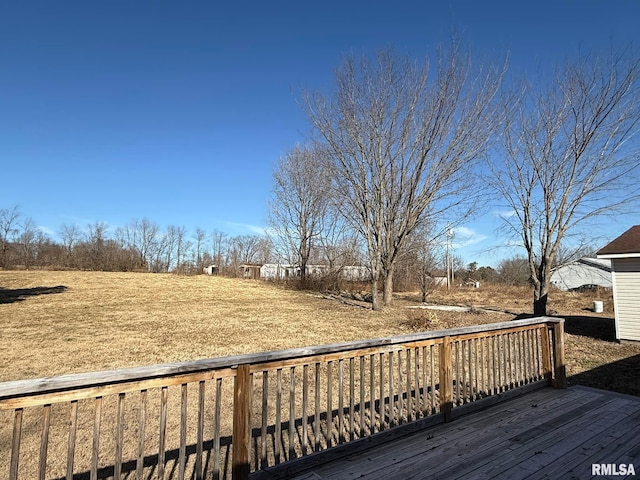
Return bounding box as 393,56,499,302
256,386,640,480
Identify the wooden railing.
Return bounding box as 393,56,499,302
0,317,566,480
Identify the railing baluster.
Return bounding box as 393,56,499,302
158,386,168,480
398,349,404,424
369,354,375,433
39,404,51,480
338,359,344,444
275,368,282,462
359,355,365,438
327,361,333,447
430,344,436,414
261,372,268,468
67,400,78,480
289,366,295,460
327,361,334,448
179,383,188,479
136,391,146,480
461,341,467,404
314,363,320,452
213,378,222,479
388,351,394,427
405,349,411,421
92,397,102,480
379,352,384,430
349,357,355,441
414,347,420,420
418,346,429,418
196,382,205,480
302,364,309,455
10,408,22,480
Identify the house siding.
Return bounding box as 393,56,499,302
612,258,640,342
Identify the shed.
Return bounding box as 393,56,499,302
203,265,218,275
597,225,640,342
550,257,612,291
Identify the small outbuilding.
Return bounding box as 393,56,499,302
597,225,640,342
550,257,612,291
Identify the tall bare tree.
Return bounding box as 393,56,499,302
211,229,228,272
17,217,42,269
193,227,207,272
269,144,331,284
303,42,504,309
60,223,82,268
491,48,640,315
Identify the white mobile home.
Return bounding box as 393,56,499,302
551,258,612,291
597,225,640,342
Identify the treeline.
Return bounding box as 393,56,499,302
0,205,531,289
0,207,274,275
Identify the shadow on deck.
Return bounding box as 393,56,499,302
253,386,640,480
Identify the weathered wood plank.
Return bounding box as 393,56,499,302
439,336,452,422
196,381,205,480
136,391,146,480
302,364,309,454
0,368,236,410
158,386,168,480
39,404,51,480
275,369,282,463
314,363,320,452
67,400,78,480
179,383,188,480
91,397,102,480
10,408,22,480
552,321,567,388
213,378,222,479
289,366,295,460
260,372,268,468
232,364,251,480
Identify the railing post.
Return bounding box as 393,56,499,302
233,364,251,480
439,336,452,422
552,321,567,389
541,326,552,386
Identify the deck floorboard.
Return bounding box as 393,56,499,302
261,386,640,480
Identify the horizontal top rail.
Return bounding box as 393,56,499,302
0,316,563,401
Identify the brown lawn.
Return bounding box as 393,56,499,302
1,270,638,394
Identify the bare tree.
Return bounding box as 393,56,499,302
193,227,207,272
211,230,228,273
491,48,640,315
269,144,331,285
17,217,42,269
303,42,504,309
85,221,109,270
0,206,20,268
60,223,82,268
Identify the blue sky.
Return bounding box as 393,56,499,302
1,1,639,267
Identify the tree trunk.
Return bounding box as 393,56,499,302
383,267,394,306
533,273,550,316
371,275,381,311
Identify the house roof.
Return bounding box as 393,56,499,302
597,225,640,257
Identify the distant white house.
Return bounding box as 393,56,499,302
259,263,370,282
340,265,371,282
551,258,612,291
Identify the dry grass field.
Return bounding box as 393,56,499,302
1,270,638,395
